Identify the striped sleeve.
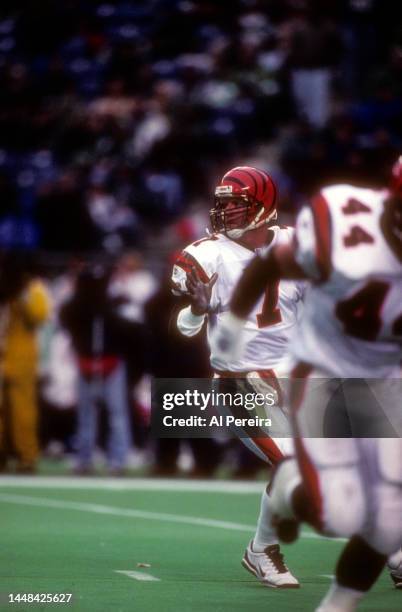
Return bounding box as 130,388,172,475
171,250,210,295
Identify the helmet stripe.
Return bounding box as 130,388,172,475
256,168,277,207
224,175,247,188
238,168,259,195
254,169,268,196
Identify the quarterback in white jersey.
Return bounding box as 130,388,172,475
212,158,402,611
172,166,303,589
172,227,303,373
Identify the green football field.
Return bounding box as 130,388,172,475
0,477,400,612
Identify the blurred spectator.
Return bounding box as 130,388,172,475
89,78,137,125
86,185,138,253
108,251,156,374
109,252,157,326
39,263,80,454
0,258,51,472
108,252,157,447
60,264,132,475
280,3,343,127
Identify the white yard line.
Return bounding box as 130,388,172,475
114,570,160,582
0,492,257,532
319,575,335,580
0,476,264,494
0,492,346,542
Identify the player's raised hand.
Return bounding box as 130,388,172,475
186,269,218,315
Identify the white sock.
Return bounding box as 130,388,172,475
316,582,365,612
252,489,278,551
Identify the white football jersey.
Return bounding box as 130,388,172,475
172,228,305,372
292,184,402,377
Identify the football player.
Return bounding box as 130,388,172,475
210,159,402,610
172,166,304,588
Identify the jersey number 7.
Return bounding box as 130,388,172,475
257,281,282,328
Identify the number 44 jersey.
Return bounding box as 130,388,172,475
172,229,305,373
293,184,402,377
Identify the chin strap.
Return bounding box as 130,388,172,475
226,208,278,239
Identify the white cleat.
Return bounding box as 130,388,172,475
242,539,300,588
388,548,402,589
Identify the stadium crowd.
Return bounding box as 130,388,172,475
0,0,402,475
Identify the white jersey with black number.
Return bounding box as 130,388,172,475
172,229,304,373
293,184,402,377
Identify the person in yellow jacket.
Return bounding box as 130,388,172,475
0,273,51,472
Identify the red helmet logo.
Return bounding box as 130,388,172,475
210,166,277,238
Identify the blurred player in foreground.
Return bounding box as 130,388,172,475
211,159,402,610
172,166,304,588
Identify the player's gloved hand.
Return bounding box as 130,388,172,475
209,311,246,369
186,269,218,315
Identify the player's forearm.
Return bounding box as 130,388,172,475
230,253,279,319
176,305,206,337
230,245,306,320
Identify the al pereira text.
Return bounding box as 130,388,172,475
162,415,272,428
